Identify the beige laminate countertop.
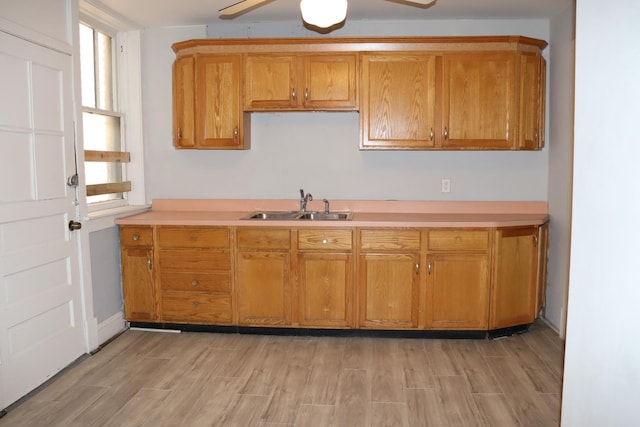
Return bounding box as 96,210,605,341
115,199,549,228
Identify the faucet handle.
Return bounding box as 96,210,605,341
299,188,305,198
323,199,330,214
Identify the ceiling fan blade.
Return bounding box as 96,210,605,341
400,0,436,4
219,0,273,17
386,0,437,7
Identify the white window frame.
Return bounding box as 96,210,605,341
78,8,147,228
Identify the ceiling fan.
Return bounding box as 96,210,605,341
219,0,437,29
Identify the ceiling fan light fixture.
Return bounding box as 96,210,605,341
300,0,348,28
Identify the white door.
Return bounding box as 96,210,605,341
0,31,86,409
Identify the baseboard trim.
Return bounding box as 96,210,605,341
97,312,127,345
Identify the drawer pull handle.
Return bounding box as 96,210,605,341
191,280,198,286
192,302,199,308
132,234,139,241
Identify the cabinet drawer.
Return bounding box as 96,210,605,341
298,229,352,251
237,228,290,250
159,249,231,271
157,226,229,248
428,229,489,251
160,272,231,293
359,229,421,251
120,226,153,247
161,294,232,324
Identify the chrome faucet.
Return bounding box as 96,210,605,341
299,189,313,212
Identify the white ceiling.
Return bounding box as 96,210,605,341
91,0,574,29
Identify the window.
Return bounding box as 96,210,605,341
79,22,130,206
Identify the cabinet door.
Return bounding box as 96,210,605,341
360,53,437,149
244,55,298,110
303,54,357,110
490,226,538,329
359,253,420,329
298,253,353,327
237,251,291,325
121,246,157,321
442,53,516,149
197,55,244,148
519,52,545,149
173,56,195,148
426,254,489,329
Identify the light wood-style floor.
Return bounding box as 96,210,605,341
0,321,564,427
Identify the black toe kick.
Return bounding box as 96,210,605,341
128,322,534,339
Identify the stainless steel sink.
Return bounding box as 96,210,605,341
242,211,302,220
241,211,351,221
297,212,352,220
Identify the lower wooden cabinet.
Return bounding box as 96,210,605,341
425,229,490,330
157,226,233,325
297,229,354,327
359,253,421,329
119,223,548,332
490,226,539,329
120,226,157,322
358,229,421,329
426,254,489,329
236,228,291,326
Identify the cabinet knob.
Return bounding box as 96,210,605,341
427,262,432,275
233,126,239,138
147,257,152,271
191,280,198,286
322,238,328,244
430,128,434,141
416,263,420,274
132,234,139,241
177,128,182,140
292,88,297,100
304,88,309,101
192,302,199,308
444,127,449,140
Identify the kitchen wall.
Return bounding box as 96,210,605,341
140,18,563,324
142,19,550,202
89,227,123,337
546,6,575,335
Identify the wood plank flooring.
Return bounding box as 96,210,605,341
0,321,564,426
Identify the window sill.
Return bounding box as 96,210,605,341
84,204,151,232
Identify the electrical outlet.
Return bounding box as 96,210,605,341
441,178,451,193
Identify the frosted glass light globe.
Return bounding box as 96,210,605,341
300,0,348,28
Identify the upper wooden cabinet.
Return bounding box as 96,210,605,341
441,53,516,149
360,53,437,149
172,36,547,150
173,54,249,149
244,53,358,111
519,53,547,150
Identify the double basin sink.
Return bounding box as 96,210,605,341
242,211,352,221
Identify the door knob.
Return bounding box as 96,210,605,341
68,220,82,231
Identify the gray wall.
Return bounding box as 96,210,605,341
142,19,550,203
89,227,123,323
547,5,575,335
140,18,573,330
